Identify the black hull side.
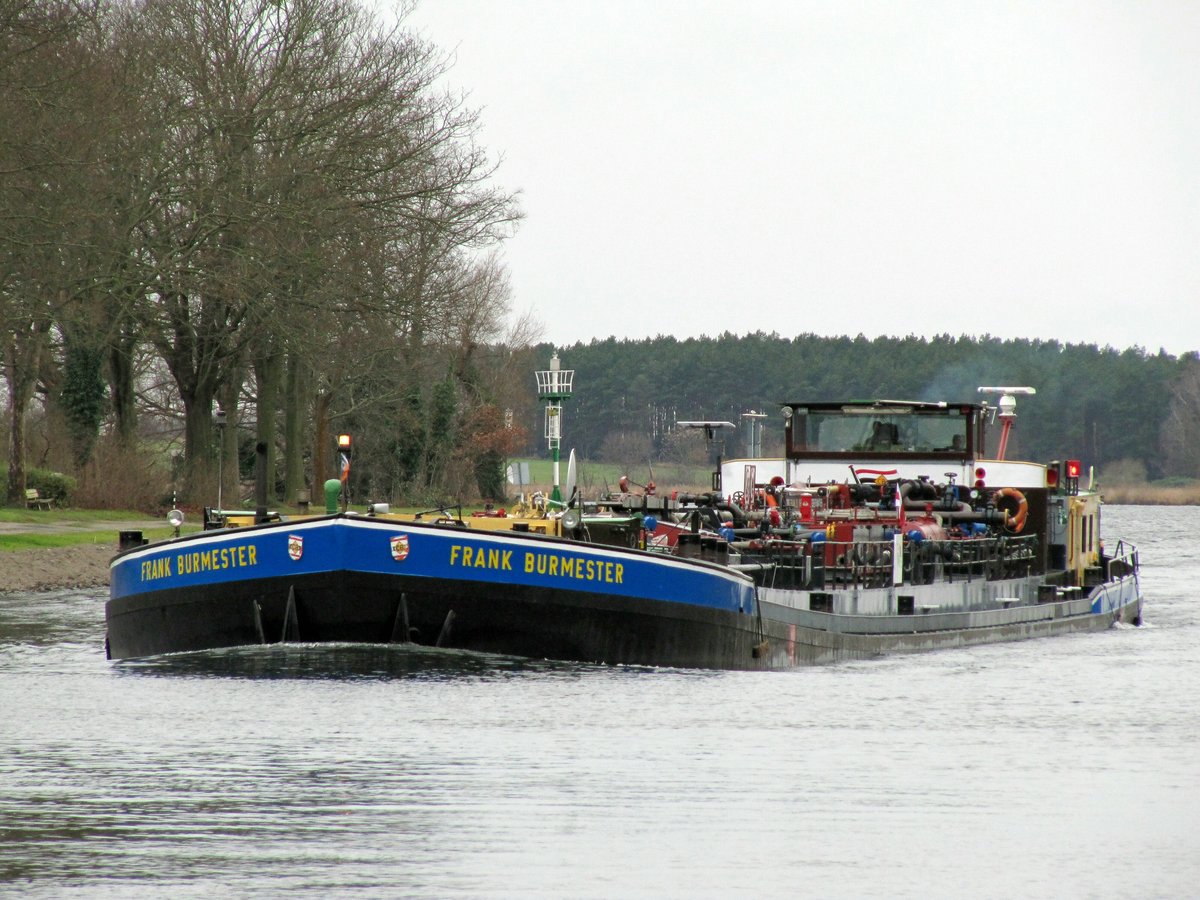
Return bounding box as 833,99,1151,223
106,572,1143,670
105,571,775,670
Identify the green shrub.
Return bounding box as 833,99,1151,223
28,469,77,506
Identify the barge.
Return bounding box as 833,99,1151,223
106,390,1142,668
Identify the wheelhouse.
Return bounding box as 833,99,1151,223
783,400,984,461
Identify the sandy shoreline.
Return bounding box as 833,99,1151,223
0,544,116,593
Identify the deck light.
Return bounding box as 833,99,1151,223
336,434,353,511
1063,458,1082,496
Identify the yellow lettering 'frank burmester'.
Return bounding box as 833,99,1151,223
139,555,172,581
448,544,513,572
445,544,621,584
139,544,259,583
523,551,623,584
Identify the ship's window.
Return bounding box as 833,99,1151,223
805,412,968,453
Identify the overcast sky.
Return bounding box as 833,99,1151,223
400,1,1199,356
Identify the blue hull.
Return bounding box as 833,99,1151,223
107,515,762,666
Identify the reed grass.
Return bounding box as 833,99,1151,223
1101,483,1200,505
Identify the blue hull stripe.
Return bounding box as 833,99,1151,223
110,517,756,614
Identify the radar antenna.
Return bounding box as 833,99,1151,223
977,386,1036,461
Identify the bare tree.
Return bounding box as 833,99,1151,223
107,0,522,503
0,0,106,502
0,0,527,506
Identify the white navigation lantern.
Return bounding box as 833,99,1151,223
536,352,574,503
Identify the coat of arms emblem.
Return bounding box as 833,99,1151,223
390,533,410,562
287,534,304,561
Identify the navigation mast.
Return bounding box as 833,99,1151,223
536,352,574,504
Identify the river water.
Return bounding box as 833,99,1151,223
1,506,1196,898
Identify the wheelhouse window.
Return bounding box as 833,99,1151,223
787,404,974,458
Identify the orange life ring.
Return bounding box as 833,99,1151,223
993,487,1028,533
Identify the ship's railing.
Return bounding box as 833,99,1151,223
752,533,1040,591
897,533,1038,588
1104,539,1139,581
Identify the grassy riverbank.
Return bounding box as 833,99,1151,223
0,508,182,552
0,509,197,591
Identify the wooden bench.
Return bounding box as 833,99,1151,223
25,488,52,510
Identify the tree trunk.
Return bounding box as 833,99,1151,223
313,390,332,506
108,325,139,446
283,353,308,502
2,322,48,505
60,338,106,469
218,372,241,509
6,382,29,506
181,386,219,505
254,348,283,502
155,285,242,506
